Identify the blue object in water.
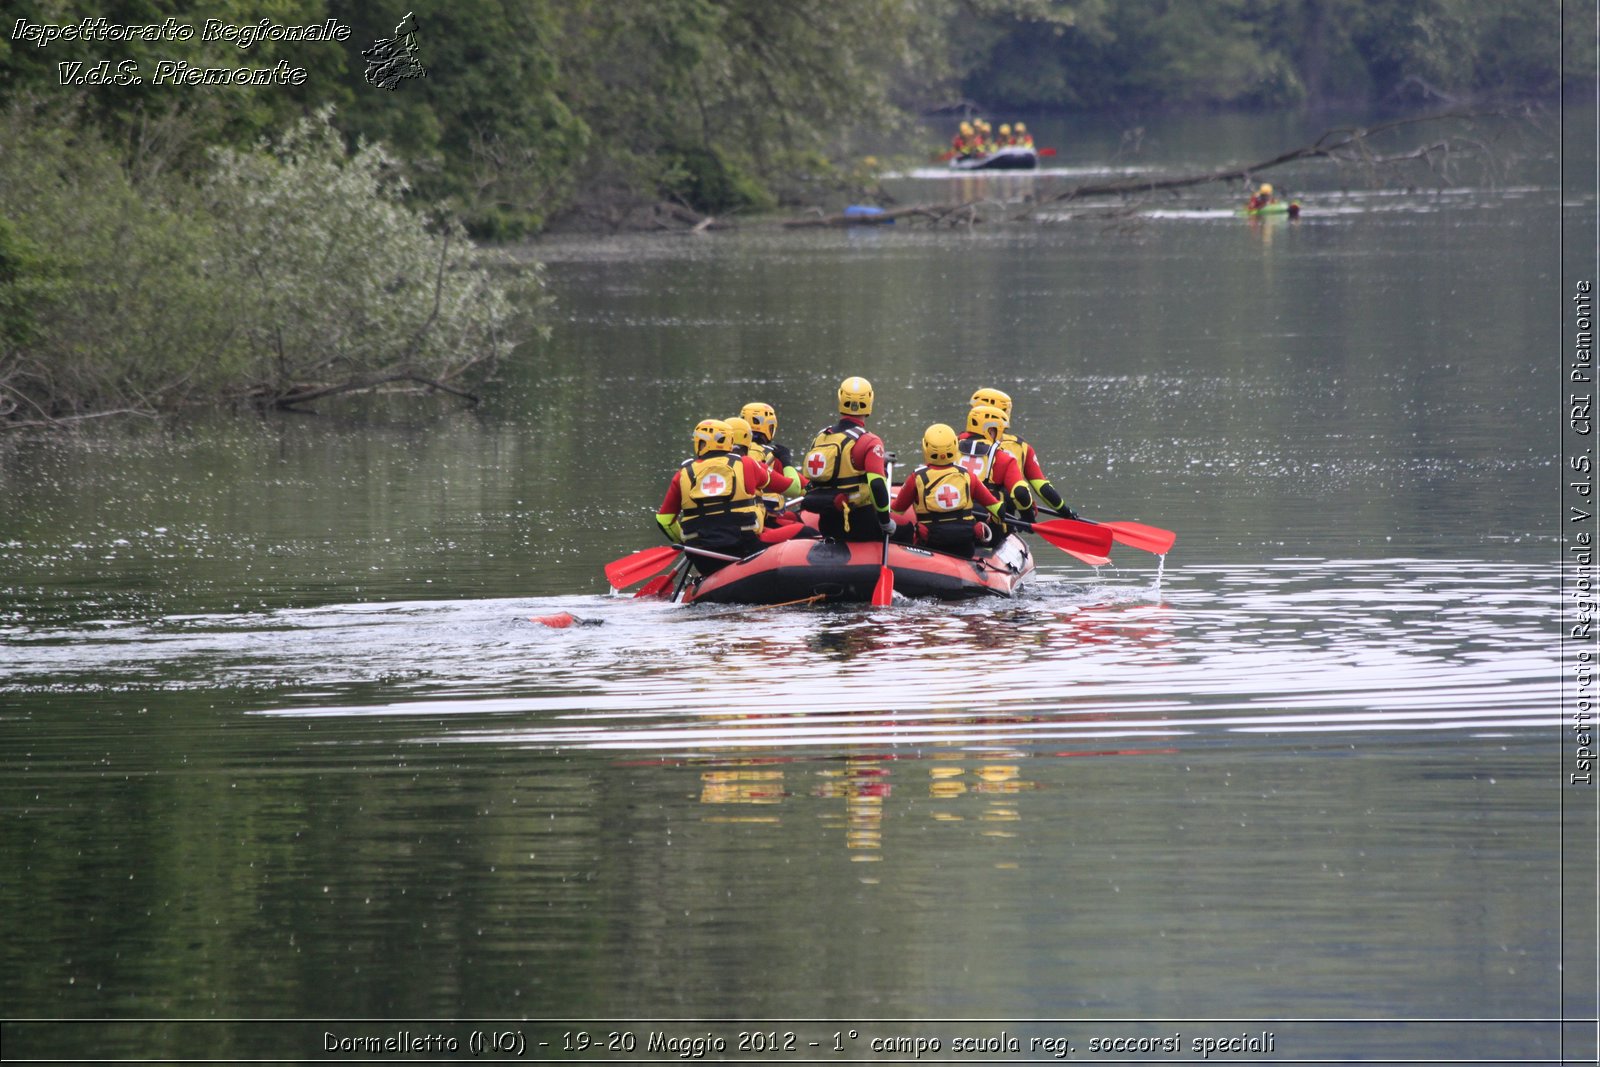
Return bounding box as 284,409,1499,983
843,204,892,223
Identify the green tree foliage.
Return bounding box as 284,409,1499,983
0,106,241,419
0,104,528,422
0,0,1568,240
549,0,926,217
953,0,1569,111
327,0,589,238
0,0,1567,424
0,0,349,168
203,109,525,405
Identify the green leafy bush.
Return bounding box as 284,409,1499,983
0,108,240,418
0,103,535,424
203,107,528,405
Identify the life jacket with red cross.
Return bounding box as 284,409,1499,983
956,436,1002,497
911,464,973,527
676,453,762,542
804,422,871,508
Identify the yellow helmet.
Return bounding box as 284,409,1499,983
970,386,1012,417
959,121,974,135
692,418,731,457
967,404,1008,442
724,416,753,453
740,401,777,440
999,124,1012,135
1014,122,1027,133
1259,183,1273,196
976,118,990,130
838,376,873,417
922,423,959,465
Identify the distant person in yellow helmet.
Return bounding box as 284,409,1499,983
998,123,1013,147
1247,182,1275,211
1013,121,1034,149
970,386,1077,521
953,121,976,157
891,423,1004,558
803,377,894,542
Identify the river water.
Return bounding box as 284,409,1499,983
1,110,1595,1063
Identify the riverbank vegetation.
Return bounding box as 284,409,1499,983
0,0,1579,425
0,103,530,427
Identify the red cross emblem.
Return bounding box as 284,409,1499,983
958,455,984,474
806,452,828,477
934,484,962,510
700,472,728,495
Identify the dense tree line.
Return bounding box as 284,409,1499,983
951,0,1580,113
0,0,1576,235
0,0,1578,423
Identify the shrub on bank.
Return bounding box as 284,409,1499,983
202,108,526,408
0,104,534,426
0,109,242,420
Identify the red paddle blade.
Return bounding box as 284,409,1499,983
530,612,576,628
604,544,678,588
871,566,894,606
1101,521,1176,554
1038,147,1057,156
1065,549,1112,567
634,571,675,599
1033,519,1114,556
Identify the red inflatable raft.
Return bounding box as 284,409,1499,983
680,534,1035,605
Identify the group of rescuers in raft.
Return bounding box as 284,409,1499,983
950,118,1034,157
656,377,1076,574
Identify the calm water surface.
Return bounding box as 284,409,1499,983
1,110,1593,1063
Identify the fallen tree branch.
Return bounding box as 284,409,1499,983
1042,109,1497,204
0,407,159,432
257,371,481,409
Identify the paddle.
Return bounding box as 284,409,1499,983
1005,516,1114,557
605,544,679,588
634,572,673,598
1042,510,1176,555
870,532,894,606
870,460,896,606
1038,147,1056,157
1097,520,1175,554
634,559,682,599
670,553,697,600
605,542,744,588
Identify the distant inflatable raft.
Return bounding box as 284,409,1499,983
949,146,1039,171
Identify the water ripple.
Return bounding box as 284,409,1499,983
5,557,1556,761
